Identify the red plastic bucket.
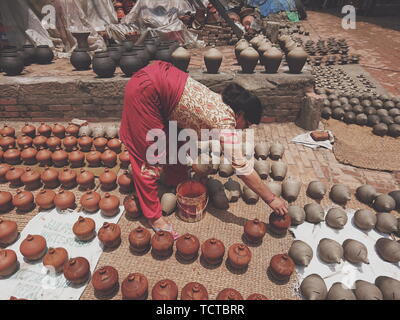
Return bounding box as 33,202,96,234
176,180,208,223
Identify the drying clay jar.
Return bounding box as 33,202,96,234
58,168,77,189
73,217,96,241
343,239,369,264
354,280,383,300
389,190,400,209
269,254,295,281
118,171,133,194
219,163,234,178
318,238,343,264
327,283,356,300
38,123,52,137
107,138,122,154
161,193,177,215
63,257,90,284
43,247,68,273
80,191,101,213
224,179,241,202
171,46,191,72
254,143,269,160
93,137,108,152
288,240,313,266
375,238,400,263
0,218,18,246
201,238,225,265
326,207,348,229
86,150,102,167
287,46,308,73
181,282,209,300
92,266,119,297
129,226,151,254
306,181,327,199
100,169,117,191
63,135,77,152
0,163,11,183
300,274,327,300
271,161,287,181
54,189,75,210
119,150,130,169
375,212,398,234
0,249,19,277
52,123,65,139
101,149,117,168
282,178,301,202
354,209,377,231
374,194,396,213
227,243,251,269
304,203,325,224
1,125,15,137
21,146,37,165
121,273,148,300
216,288,244,300
17,135,33,149
78,136,93,152
266,181,282,197
375,276,400,300
204,46,223,74
124,195,141,219
269,142,284,160
6,167,24,187
105,125,118,139
3,148,21,165
356,185,379,205
0,191,13,213
66,123,80,137
152,279,178,300
247,293,268,300
254,160,269,179
151,231,174,258
242,186,259,204
330,184,351,205
288,206,306,226
51,147,68,167
98,223,121,248
19,234,47,261
21,168,41,190
41,167,59,189
239,46,259,73
269,212,291,235
244,219,266,243
46,136,61,151
36,148,52,166
12,189,34,212
176,233,200,261
35,189,56,210
99,193,120,217
76,169,95,190
33,135,48,149
69,148,85,168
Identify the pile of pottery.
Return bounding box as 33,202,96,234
304,38,350,57
277,35,309,74
0,44,54,76
278,23,309,36
320,91,400,137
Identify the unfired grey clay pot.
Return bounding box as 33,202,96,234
212,191,230,210
282,178,301,202
288,206,305,226
224,178,241,203
343,239,369,264
375,212,398,234
307,181,327,200
356,185,379,205
375,238,400,263
375,276,400,300
354,209,377,231
318,238,343,264
288,240,313,266
326,207,348,229
254,143,270,160
269,142,284,160
304,203,325,224
300,274,327,300
373,194,396,212
254,160,270,180
271,161,287,181
354,280,383,300
242,186,259,204
329,184,351,205
327,283,356,300
161,193,177,215
266,181,282,197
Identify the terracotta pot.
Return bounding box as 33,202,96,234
21,123,36,138
176,233,200,261
101,149,117,168
73,216,96,241
0,249,19,277
93,137,108,152
54,189,75,210
269,212,291,235
204,46,223,74
21,146,37,165
51,147,68,167
65,123,80,137
98,222,121,248
171,46,191,72
0,163,10,183
181,282,208,300
100,169,117,191
0,125,15,137
227,243,251,269
43,247,68,273
92,266,119,297
269,254,295,281
287,47,308,74
107,138,122,154
19,234,47,261
36,148,52,166
121,273,148,300
78,136,93,152
63,257,90,284
69,148,85,168
58,168,77,189
16,135,33,150
6,167,25,187
0,218,18,246
76,169,95,190
119,150,130,169
0,136,16,150
99,194,120,217
288,240,313,266
151,231,174,257
62,135,77,152
247,293,269,300
263,47,283,73
80,191,101,213
37,123,52,137
244,219,266,243
86,150,102,167
52,123,65,139
21,168,41,190
300,274,328,300
318,238,343,264
152,279,178,300
129,226,151,253
124,195,141,219
46,136,61,151
201,238,225,265
3,148,21,165
0,192,13,213
239,46,259,73
35,189,56,210
41,167,59,189
118,171,133,194
216,288,243,300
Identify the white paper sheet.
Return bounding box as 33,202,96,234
290,208,400,296
0,207,123,300
291,131,334,150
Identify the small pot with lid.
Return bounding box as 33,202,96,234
43,247,68,273
176,233,200,261
63,257,91,284
0,249,19,277
0,191,13,213
58,168,77,189
100,169,117,191
151,231,174,258
121,273,148,300
0,218,18,246
51,147,68,167
36,147,52,167
12,189,34,212
41,167,59,189
5,167,25,187
21,146,37,165
73,217,96,241
244,218,266,244
69,148,85,168
54,189,75,211
99,193,120,217
86,150,102,167
129,226,151,254
201,238,225,265
151,279,178,300
19,234,47,261
76,169,95,190
124,195,141,219
227,243,252,269
181,282,209,300
92,266,119,298
80,191,101,213
35,189,56,210
98,222,121,248
21,167,41,190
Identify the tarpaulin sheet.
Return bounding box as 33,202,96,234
248,0,297,17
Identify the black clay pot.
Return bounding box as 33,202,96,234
92,51,116,78
131,45,149,66
122,40,134,52
120,52,144,77
70,49,92,71
20,47,33,66
35,45,54,64
144,39,157,60
0,52,24,76
107,47,122,66
154,43,172,63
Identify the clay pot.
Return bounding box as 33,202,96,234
288,240,313,266
1,52,24,76
119,150,130,169
119,52,143,77
224,179,241,202
21,146,37,165
21,168,41,190
35,148,52,167
161,193,177,215
0,218,18,246
235,39,249,61
282,178,301,202
354,209,377,231
176,233,200,261
107,138,122,154
37,123,52,137
0,249,19,277
244,219,266,243
375,212,398,234
70,48,91,70
17,135,33,150
269,142,284,160
98,222,121,248
100,169,117,191
373,123,388,136
6,167,25,187
93,137,108,152
356,185,379,205
374,194,396,212
68,148,85,168
46,136,61,151
216,288,243,300
0,136,16,150
76,169,95,190
73,217,96,242
288,205,305,226
318,238,343,264
326,207,348,229
35,189,56,210
219,163,234,178
91,125,105,138
64,124,79,138
101,149,117,168
54,189,75,210
329,184,351,205
343,239,369,264
78,136,93,152
263,47,283,73
354,280,383,300
92,266,119,297
58,168,77,189
307,181,327,200
0,164,10,183
3,148,21,165
204,46,223,74
271,161,287,181
327,283,356,300
171,46,191,72
80,191,101,213
375,238,400,263
242,186,259,204
0,191,13,213
51,123,65,139
300,274,327,300
0,125,15,137
247,293,268,300
201,238,225,265
181,282,209,300
35,45,53,64
269,212,291,235
151,231,174,258
254,160,269,180
227,243,251,269
287,47,308,73
63,257,91,284
375,276,400,300
152,279,178,300
254,142,270,160
79,125,92,137
99,193,120,217
51,147,68,167
41,167,59,189
118,171,133,194
266,181,282,197
129,226,151,254
269,254,295,281
43,247,68,273
63,135,77,152
86,150,102,167
21,124,36,138
122,273,148,300
389,190,400,210
19,234,47,261
124,195,141,219
93,51,116,78
239,46,259,73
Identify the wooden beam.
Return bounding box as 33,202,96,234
208,0,244,39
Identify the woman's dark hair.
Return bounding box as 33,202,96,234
221,83,262,125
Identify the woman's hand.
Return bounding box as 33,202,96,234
268,197,288,216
